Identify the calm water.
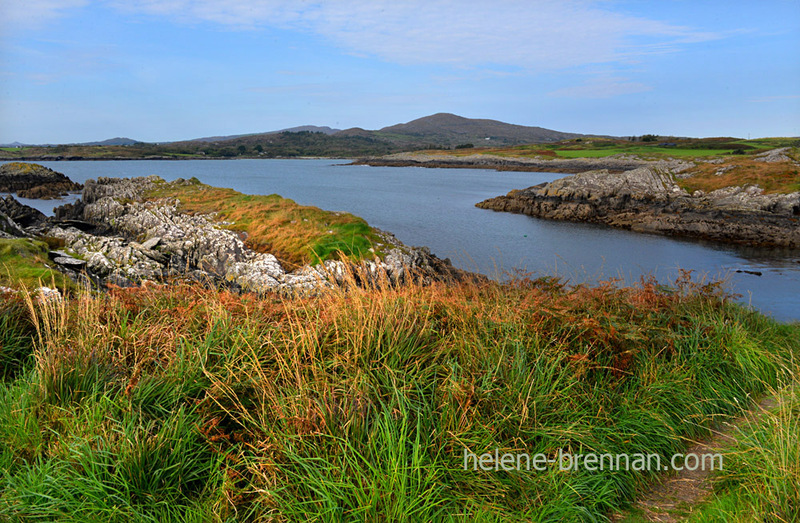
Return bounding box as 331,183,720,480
4,159,799,322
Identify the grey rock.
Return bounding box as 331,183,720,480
141,237,161,250
754,147,794,163
1,209,29,238
0,195,47,228
53,256,87,268
477,166,800,248
30,176,470,292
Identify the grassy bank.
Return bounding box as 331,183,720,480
0,238,74,290
676,156,800,195
0,270,797,521
145,178,385,267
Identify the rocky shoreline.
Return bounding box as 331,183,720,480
350,152,677,174
476,162,800,248
0,162,83,199
2,172,469,294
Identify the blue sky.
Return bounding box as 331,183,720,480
1,0,798,143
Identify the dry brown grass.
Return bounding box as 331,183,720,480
145,180,382,268
678,158,800,195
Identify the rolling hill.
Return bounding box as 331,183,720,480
0,114,595,159
363,113,583,147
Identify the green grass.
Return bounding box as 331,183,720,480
0,238,74,290
688,380,799,522
428,137,800,162
0,272,797,521
554,147,737,158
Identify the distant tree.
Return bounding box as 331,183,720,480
237,145,247,154
641,134,659,142
254,144,263,152
455,143,474,149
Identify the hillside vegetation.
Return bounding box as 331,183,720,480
0,113,590,160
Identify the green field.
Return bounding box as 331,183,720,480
553,147,737,158
427,136,799,161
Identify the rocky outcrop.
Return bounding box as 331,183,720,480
754,147,794,163
2,176,466,293
0,162,82,199
477,165,800,248
0,195,47,228
1,210,29,238
353,152,694,175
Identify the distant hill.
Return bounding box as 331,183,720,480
77,137,140,146
165,114,589,157
1,114,597,159
186,126,341,144
278,125,339,135
1,138,140,148
352,113,585,147
184,133,260,144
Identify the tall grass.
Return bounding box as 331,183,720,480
689,378,799,522
0,271,797,521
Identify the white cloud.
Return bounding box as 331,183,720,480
106,0,723,70
0,0,88,29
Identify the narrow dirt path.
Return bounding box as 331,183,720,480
613,396,777,522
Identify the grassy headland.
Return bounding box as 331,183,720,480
1,154,798,520
422,137,799,161
0,269,797,521
0,131,408,161
144,178,385,268
389,137,800,195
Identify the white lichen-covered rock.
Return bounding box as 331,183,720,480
539,167,686,201
35,286,63,303
754,147,795,164
31,176,463,292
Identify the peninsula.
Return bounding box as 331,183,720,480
474,147,800,248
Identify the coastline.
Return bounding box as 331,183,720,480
350,152,652,174
476,164,800,249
